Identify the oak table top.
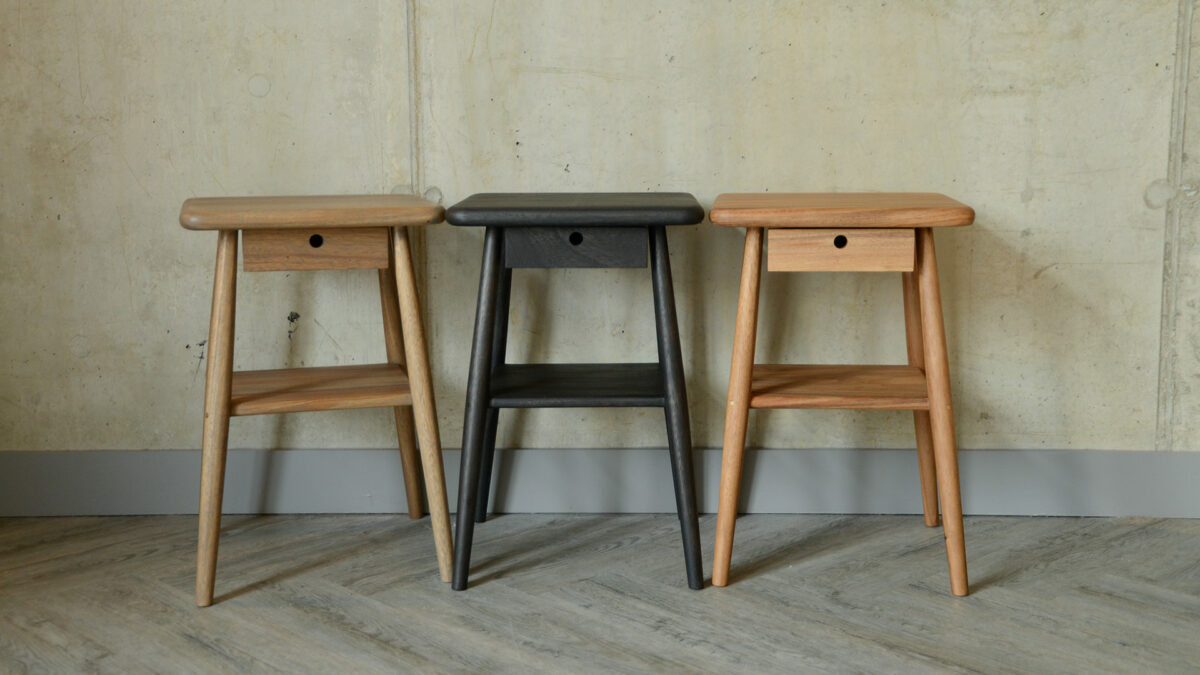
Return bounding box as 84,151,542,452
180,195,444,231
709,193,974,228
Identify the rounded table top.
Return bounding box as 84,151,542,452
180,195,444,231
709,193,974,228
445,192,704,228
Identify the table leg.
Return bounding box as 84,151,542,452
379,252,424,519
916,228,969,596
454,226,504,590
393,226,454,583
196,230,237,607
902,270,940,527
650,226,703,590
712,227,764,588
475,266,512,523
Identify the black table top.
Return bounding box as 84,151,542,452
445,192,704,228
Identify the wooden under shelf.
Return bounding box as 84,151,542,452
749,364,929,410
489,363,665,408
230,364,410,416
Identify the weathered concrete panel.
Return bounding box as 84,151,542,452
0,1,414,449
0,0,1182,454
418,0,1175,451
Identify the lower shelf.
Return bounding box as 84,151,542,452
489,363,665,408
230,364,410,416
749,364,929,410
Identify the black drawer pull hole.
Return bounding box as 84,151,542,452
569,232,584,246
309,234,324,248
833,234,848,249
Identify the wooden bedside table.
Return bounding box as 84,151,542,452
709,192,975,596
180,194,453,605
445,192,706,591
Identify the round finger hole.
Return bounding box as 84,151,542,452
309,234,324,248
833,234,848,249
569,232,584,246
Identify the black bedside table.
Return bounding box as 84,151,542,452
447,192,705,590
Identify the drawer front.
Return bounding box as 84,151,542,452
242,227,389,272
503,227,648,268
767,228,914,272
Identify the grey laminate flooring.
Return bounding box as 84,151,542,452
1,514,1197,673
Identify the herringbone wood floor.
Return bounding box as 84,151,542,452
1,514,1197,673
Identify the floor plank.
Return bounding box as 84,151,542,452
0,514,1197,673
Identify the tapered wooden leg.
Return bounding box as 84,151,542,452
392,226,454,583
713,227,764,588
196,230,238,607
474,410,500,523
916,228,968,596
902,271,940,527
454,226,504,590
475,266,512,523
379,255,423,519
649,227,703,590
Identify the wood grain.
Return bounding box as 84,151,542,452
392,226,454,583
648,225,704,590
379,263,424,520
228,364,411,417
503,227,648,268
748,365,930,410
916,228,968,596
196,230,237,607
903,271,940,528
180,194,444,231
710,193,975,228
472,265,513,524
453,227,505,589
242,227,389,271
489,363,665,408
7,514,1195,672
713,227,764,588
767,228,914,272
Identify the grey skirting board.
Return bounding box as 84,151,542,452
0,448,1197,517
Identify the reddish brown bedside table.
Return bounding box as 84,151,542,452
709,193,974,596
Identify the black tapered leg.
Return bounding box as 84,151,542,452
649,226,703,590
453,227,504,590
475,266,512,523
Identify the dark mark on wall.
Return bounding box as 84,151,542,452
287,311,301,340
189,339,207,378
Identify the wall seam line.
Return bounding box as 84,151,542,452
1155,0,1193,452
405,0,423,195
404,0,433,345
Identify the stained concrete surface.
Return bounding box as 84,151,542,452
0,1,1193,455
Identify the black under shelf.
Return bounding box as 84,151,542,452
488,363,666,408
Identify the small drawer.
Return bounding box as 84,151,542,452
503,227,648,269
767,228,914,272
242,227,389,272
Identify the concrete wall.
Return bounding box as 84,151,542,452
1,1,1196,458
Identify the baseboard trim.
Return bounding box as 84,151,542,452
0,448,1196,517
